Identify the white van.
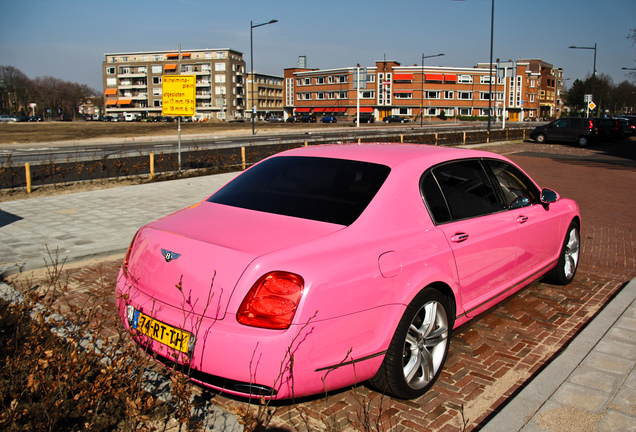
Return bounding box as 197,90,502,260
124,113,138,122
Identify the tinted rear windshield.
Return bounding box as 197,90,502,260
208,156,391,225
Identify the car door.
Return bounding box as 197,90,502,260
545,118,569,142
422,160,518,317
485,160,561,279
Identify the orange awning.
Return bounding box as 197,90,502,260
332,107,347,113
394,74,413,81
166,53,179,59
358,107,373,113
294,107,311,112
444,74,457,82
425,74,444,81
181,53,191,58
104,88,117,95
164,64,177,70
117,99,132,105
105,100,118,106
314,107,326,112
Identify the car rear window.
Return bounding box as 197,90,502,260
208,156,391,225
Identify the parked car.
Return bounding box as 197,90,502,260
383,115,409,123
616,117,636,136
300,115,317,123
529,117,597,147
28,115,43,122
117,143,581,401
354,114,375,124
0,115,17,123
594,117,623,141
320,115,337,123
286,116,299,123
267,116,284,123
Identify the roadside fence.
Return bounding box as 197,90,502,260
1,126,531,192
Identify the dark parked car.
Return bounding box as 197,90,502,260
353,114,375,123
383,115,409,123
616,117,636,136
286,116,299,123
594,118,622,141
300,115,317,123
28,115,42,122
529,117,597,147
320,115,337,123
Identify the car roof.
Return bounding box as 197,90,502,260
276,143,504,170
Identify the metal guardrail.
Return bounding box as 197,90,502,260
0,125,533,191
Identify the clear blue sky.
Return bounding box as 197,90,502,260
1,0,635,92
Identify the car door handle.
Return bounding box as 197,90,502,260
516,215,529,224
451,233,469,243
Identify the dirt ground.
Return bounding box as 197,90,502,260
0,119,346,145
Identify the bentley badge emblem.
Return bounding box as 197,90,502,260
161,249,181,262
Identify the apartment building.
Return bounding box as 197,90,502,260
285,58,561,121
245,72,284,119
102,48,247,120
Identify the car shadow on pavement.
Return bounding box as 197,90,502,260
0,209,23,228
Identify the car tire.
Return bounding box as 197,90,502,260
544,221,580,285
369,287,452,399
577,136,589,147
535,133,546,144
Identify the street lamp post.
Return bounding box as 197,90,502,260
421,53,445,127
487,0,495,132
569,43,597,115
250,19,278,135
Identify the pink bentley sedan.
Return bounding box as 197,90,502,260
116,143,580,400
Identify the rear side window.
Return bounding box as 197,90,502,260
208,156,391,226
422,160,500,222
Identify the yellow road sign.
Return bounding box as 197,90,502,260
162,75,196,116
588,101,596,111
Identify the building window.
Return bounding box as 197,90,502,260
153,100,162,107
119,67,130,75
443,108,454,116
153,88,161,96
106,78,116,86
458,75,472,84
303,77,311,85
151,65,162,74
394,92,412,99
444,91,454,99
317,92,326,100
529,94,535,102
426,91,440,99
316,77,325,84
361,90,375,98
336,91,347,99
153,76,162,85
327,92,335,99
106,67,115,75
458,91,472,100
480,92,492,100
336,75,347,83
398,108,411,115
215,63,226,72
480,75,492,84
459,108,471,116
121,57,128,62
328,76,334,84
153,55,163,61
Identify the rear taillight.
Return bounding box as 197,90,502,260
122,229,141,276
237,272,304,330
588,120,594,130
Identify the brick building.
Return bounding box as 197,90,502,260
285,58,563,122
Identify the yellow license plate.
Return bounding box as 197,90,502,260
133,310,191,354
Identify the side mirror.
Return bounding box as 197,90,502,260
541,188,560,204
510,195,531,210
